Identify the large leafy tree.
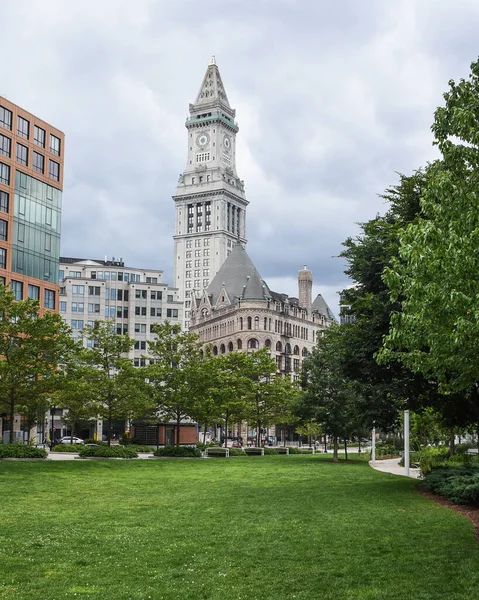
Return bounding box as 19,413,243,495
382,58,479,394
146,321,209,446
0,285,75,443
78,321,151,445
301,326,360,461
340,170,440,429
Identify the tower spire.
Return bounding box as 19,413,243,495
193,57,231,110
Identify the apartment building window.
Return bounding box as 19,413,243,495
33,151,44,174
33,125,46,148
59,301,67,312
0,163,10,185
203,259,209,266
194,280,200,288
186,240,192,248
11,280,22,300
72,302,84,313
16,143,28,166
0,134,11,157
0,191,8,213
48,159,59,181
151,291,162,300
134,340,147,350
203,269,209,277
27,284,39,300
135,306,147,316
71,320,84,329
146,277,158,284
17,116,29,139
69,271,81,278
150,307,162,317
44,289,55,309
72,285,84,294
0,219,7,241
185,281,191,288
134,323,146,333
88,286,100,296
135,289,147,299
195,250,201,257
166,309,178,319
203,249,209,256
185,271,191,278
50,134,61,156
185,251,192,258
196,152,210,162
203,279,209,288
0,106,12,130
88,303,100,313
0,248,5,269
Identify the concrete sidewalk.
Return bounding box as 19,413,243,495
370,457,421,479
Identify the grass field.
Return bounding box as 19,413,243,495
0,455,478,600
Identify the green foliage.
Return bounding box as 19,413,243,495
456,441,477,454
422,466,479,505
0,284,76,443
263,447,278,455
123,445,155,453
286,447,313,454
228,448,247,456
50,444,85,453
195,441,219,451
78,445,138,459
84,438,108,446
0,444,47,459
153,446,202,458
375,442,399,457
382,59,479,395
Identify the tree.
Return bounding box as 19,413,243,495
382,58,479,394
0,285,75,444
244,349,298,447
340,170,440,430
79,321,151,445
301,326,360,462
146,322,208,446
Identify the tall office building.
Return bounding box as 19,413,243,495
0,97,64,310
173,57,248,329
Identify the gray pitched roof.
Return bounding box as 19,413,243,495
312,294,336,320
207,243,271,305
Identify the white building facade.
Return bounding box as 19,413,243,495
173,57,248,329
59,257,183,366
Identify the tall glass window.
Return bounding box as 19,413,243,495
17,116,29,139
0,191,8,213
0,248,5,269
11,280,23,300
0,134,11,157
50,135,61,156
0,106,12,130
16,143,28,166
48,160,59,181
44,289,55,309
0,219,7,241
28,284,39,300
0,163,10,185
33,151,44,174
34,126,45,148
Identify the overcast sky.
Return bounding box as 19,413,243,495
1,0,478,315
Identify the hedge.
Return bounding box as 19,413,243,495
78,446,138,459
421,465,479,506
154,446,202,458
0,444,47,459
51,444,85,453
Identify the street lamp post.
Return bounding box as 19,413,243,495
371,426,376,465
404,409,410,477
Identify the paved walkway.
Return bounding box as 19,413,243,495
370,457,421,479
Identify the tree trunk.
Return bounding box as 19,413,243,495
333,435,339,462
107,414,112,447
282,425,286,446
9,387,15,445
324,435,327,453
344,438,348,461
176,415,181,447
224,416,229,448
202,424,207,445
449,426,455,457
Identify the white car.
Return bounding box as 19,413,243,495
59,436,84,445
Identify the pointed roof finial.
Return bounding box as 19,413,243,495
210,55,216,65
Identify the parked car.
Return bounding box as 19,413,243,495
59,436,84,445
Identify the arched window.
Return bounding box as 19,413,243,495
264,317,268,330
276,341,282,352
302,347,308,357
285,343,292,355
248,338,259,349
264,339,271,348
239,317,243,330
254,316,259,330
247,316,252,330
220,344,226,354
228,341,234,352
293,345,300,355
237,339,243,350
213,346,218,356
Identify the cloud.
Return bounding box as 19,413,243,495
1,0,478,316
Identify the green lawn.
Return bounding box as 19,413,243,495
0,456,478,600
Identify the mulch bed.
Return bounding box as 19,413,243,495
417,485,479,541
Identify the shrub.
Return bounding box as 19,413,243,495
228,448,247,456
78,445,138,459
0,444,47,459
286,447,313,454
120,434,143,446
456,442,477,455
421,466,479,505
123,444,155,453
50,444,85,453
154,446,202,458
263,448,279,455
83,438,108,446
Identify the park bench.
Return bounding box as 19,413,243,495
206,447,229,458
244,447,264,456
276,447,290,454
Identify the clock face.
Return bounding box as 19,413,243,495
196,132,210,148
223,135,231,152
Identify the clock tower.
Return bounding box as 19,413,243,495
173,57,248,329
